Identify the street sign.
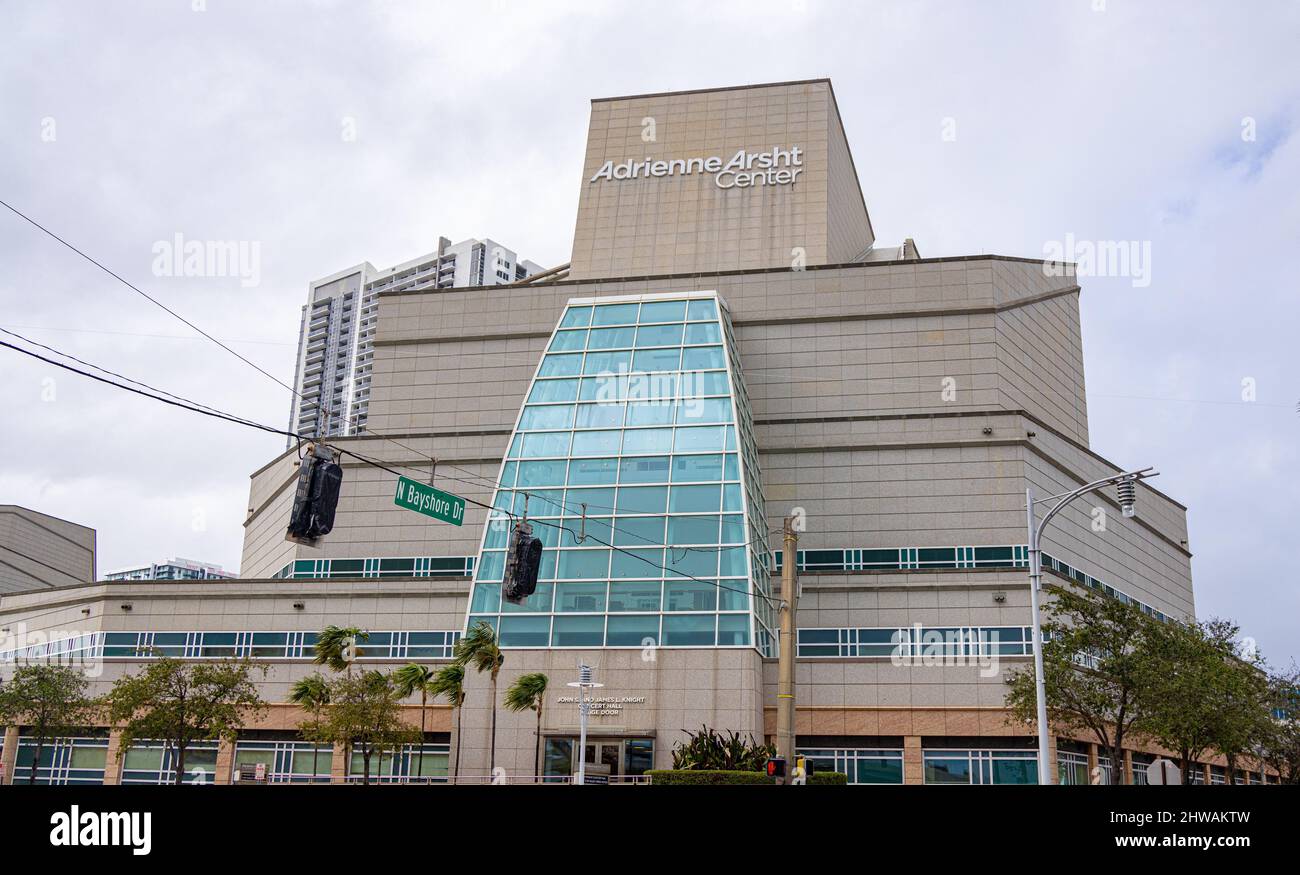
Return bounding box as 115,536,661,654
1146,758,1181,785
393,476,465,526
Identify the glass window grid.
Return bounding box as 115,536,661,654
796,626,1034,658
13,735,110,785
91,630,459,661
474,294,772,655
275,556,475,580
923,748,1039,785
232,740,334,783
345,743,451,783
119,740,220,784
1057,750,1091,785
798,747,905,785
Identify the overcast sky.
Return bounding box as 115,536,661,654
1,1,1295,662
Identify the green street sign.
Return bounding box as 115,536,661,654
394,476,465,526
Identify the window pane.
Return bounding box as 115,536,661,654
591,303,639,325
632,348,681,372
498,616,550,647
674,426,726,452
616,486,667,515
676,397,732,424
580,373,623,402
608,582,662,612
574,402,625,429
528,379,578,403
587,326,636,349
571,430,621,456
622,428,673,455
560,306,591,328
666,549,718,577
606,615,660,646
556,550,608,580
638,300,686,322
686,299,717,321
662,614,715,645
567,458,618,486
635,323,683,347
583,350,632,375
555,581,607,612
681,346,725,370
519,405,574,430
665,580,718,611
612,515,665,547
669,484,721,513
611,547,664,578
549,329,587,351
625,401,675,426
667,515,719,545
619,456,670,484
684,322,721,344
717,614,751,645
521,432,571,458
518,460,567,487
552,616,605,647
538,353,582,377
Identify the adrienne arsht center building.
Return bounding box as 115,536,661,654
2,79,1232,786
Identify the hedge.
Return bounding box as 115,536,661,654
646,770,849,785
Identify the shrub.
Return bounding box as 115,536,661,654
647,769,772,785
670,726,776,771
809,771,849,785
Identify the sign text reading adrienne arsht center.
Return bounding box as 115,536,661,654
589,145,804,189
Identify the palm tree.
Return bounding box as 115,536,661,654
392,663,435,782
288,674,331,783
454,621,504,774
429,663,466,782
314,625,368,675
504,673,549,782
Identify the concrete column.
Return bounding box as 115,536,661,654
102,729,124,786
1087,742,1099,785
330,741,349,784
1123,749,1134,785
214,737,235,785
0,725,18,786
903,736,923,785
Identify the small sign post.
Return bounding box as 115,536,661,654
393,476,466,526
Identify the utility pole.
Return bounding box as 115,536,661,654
567,663,602,785
775,516,799,782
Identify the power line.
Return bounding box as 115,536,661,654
2,333,772,604
0,197,301,398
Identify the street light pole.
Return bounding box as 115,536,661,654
1024,467,1155,786
567,663,603,785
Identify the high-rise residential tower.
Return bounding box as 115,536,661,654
288,237,544,439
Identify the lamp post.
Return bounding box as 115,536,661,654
566,663,603,785
1025,467,1156,785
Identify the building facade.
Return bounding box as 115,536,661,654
0,505,95,594
1,79,1242,786
101,558,234,582
288,236,544,440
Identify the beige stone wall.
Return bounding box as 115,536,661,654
0,505,96,593
569,80,872,280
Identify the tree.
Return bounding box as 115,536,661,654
288,673,332,783
1259,667,1300,784
0,664,95,785
1140,617,1275,784
1004,583,1160,784
105,657,267,785
454,621,504,774
429,663,466,781
504,673,549,781
314,626,368,675
319,670,416,784
392,663,436,782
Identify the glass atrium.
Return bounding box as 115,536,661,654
465,291,774,655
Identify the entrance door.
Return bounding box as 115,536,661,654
579,741,620,784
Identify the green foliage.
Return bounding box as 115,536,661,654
104,657,267,785
314,625,368,674
670,726,775,771
647,769,772,785
454,621,504,680
1004,583,1159,783
429,663,466,708
391,664,435,701
316,670,418,784
809,771,849,785
0,664,96,784
504,673,548,713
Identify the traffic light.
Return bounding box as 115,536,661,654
766,757,786,779
502,521,543,604
285,444,343,545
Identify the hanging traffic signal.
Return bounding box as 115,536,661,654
285,444,343,545
502,521,544,604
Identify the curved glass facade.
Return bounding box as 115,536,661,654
465,291,774,655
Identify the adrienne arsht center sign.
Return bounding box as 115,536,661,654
590,145,804,190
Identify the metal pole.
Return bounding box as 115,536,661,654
775,518,798,780
576,664,590,786
1026,487,1052,785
